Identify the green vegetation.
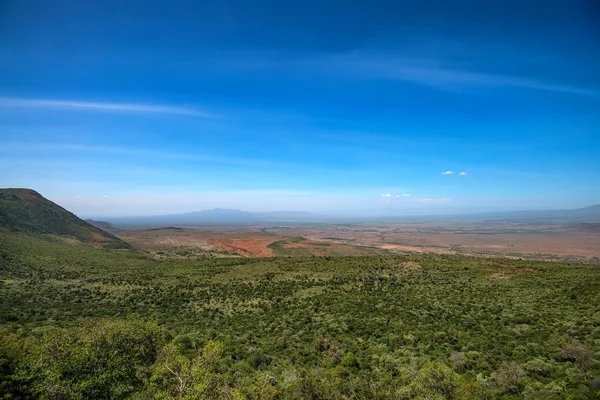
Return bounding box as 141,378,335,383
0,189,128,249
268,236,386,257
320,237,356,242
1,229,599,398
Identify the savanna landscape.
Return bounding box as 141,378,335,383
1,189,599,399
2,1,599,398
106,218,600,264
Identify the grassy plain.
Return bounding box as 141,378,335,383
1,229,599,398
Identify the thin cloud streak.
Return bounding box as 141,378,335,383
420,197,451,204
0,142,358,175
301,53,600,98
0,97,218,118
143,52,599,98
372,64,599,97
0,142,286,168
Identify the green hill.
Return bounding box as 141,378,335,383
0,188,129,248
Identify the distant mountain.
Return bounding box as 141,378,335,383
0,188,129,248
103,208,321,228
479,204,600,222
174,208,257,222
570,205,600,217
167,208,319,222
96,204,600,228
339,205,600,223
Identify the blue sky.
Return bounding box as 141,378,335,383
0,0,599,216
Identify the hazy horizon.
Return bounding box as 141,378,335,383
1,0,598,216
76,201,598,220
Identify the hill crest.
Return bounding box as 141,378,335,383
0,188,129,248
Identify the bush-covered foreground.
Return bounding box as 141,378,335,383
1,231,599,399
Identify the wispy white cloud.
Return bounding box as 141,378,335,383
441,170,454,175
381,193,391,198
0,97,217,118
459,171,468,176
162,52,599,98
402,193,412,197
0,142,290,169
380,65,598,97
308,54,600,97
0,141,363,178
420,197,451,204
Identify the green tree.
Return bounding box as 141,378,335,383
149,340,224,399
558,340,593,376
492,362,527,396
0,329,27,399
397,360,474,399
17,318,162,399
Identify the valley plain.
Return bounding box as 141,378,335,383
262,220,600,263
2,229,599,399
2,189,599,399
112,220,600,264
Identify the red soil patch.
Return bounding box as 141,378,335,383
209,236,278,257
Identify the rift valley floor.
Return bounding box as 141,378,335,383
113,220,600,263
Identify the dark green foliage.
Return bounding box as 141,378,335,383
267,236,385,256
147,340,224,399
0,188,129,248
0,329,25,399
17,319,162,399
1,230,599,398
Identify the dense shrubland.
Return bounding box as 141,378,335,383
1,231,599,398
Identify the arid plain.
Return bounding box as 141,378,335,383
114,220,600,263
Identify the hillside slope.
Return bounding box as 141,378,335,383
0,188,129,248
85,219,121,233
